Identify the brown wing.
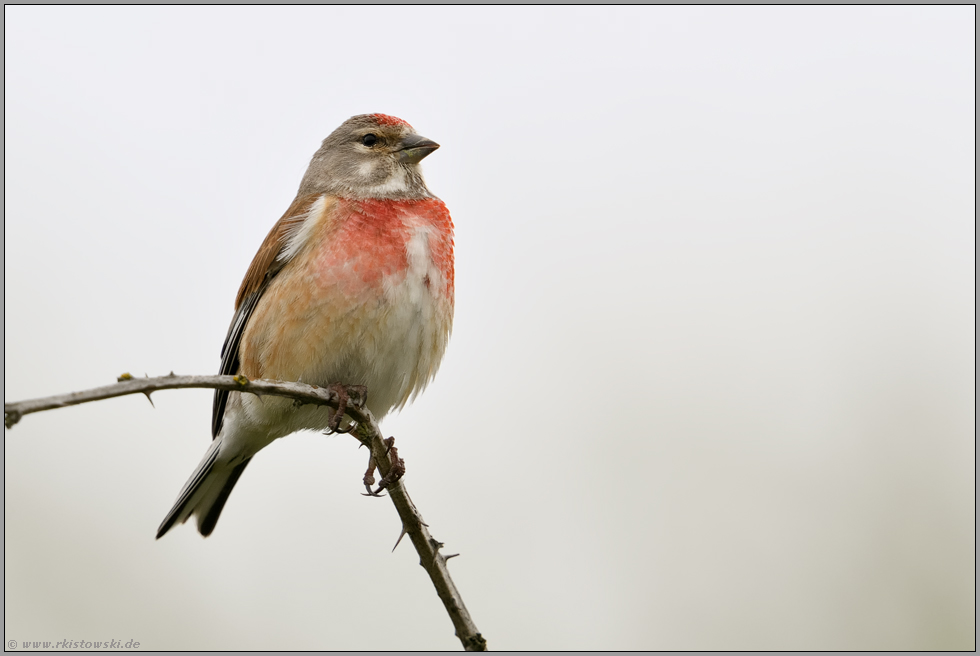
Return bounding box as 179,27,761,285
211,193,323,438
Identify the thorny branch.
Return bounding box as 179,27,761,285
4,373,487,652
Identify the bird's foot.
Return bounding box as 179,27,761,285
323,383,367,434
362,437,406,497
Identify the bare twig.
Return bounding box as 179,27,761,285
4,373,486,651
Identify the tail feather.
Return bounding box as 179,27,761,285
199,459,250,537
156,439,252,539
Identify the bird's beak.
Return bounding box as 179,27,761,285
397,133,440,164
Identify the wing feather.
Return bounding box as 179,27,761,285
211,193,324,438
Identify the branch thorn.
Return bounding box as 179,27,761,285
392,526,409,552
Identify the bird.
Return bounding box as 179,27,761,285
156,114,454,538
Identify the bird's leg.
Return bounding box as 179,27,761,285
325,383,351,433
324,383,366,434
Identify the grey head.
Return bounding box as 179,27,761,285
297,113,439,200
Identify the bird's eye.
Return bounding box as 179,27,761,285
361,134,378,147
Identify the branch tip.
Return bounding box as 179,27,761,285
464,633,488,652
5,409,22,429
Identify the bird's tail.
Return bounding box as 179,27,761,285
156,438,252,539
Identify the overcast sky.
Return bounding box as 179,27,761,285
4,6,975,650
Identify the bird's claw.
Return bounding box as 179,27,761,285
361,486,387,498
362,457,384,496
324,420,356,436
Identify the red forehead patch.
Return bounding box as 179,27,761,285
371,113,412,128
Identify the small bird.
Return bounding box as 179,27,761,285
157,114,454,538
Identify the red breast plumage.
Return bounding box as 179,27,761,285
241,195,454,417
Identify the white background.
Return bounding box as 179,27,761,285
5,6,974,650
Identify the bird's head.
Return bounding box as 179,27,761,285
298,113,440,200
